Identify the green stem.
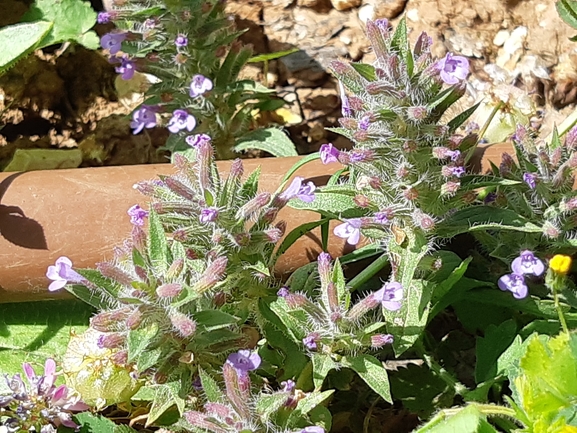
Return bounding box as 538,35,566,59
275,153,321,194
553,283,569,334
465,101,504,164
444,404,516,418
347,253,389,292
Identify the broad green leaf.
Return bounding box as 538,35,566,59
234,127,298,157
74,412,116,433
435,207,542,238
147,381,186,426
22,0,98,49
309,405,332,432
289,187,363,218
127,323,159,364
331,258,350,309
271,218,328,266
113,425,139,433
350,63,377,81
430,277,491,322
0,21,53,74
287,390,334,427
475,319,518,383
239,166,261,199
198,367,221,402
194,310,239,330
260,321,309,380
148,209,168,275
341,354,392,403
448,102,480,132
0,300,92,375
413,405,487,433
75,268,121,299
256,393,289,422
311,354,338,389
284,262,318,293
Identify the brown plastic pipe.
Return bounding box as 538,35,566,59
0,143,526,303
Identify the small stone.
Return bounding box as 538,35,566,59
493,29,510,47
330,0,361,11
358,3,374,24
406,7,419,22
371,0,407,19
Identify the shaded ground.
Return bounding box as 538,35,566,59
1,0,576,170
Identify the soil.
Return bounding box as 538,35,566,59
1,0,576,170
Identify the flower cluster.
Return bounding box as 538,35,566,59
0,359,89,432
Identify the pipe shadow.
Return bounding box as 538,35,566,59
0,172,48,250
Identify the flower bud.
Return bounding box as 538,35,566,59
441,181,460,196
166,259,185,280
543,221,561,239
236,192,271,221
91,308,131,332
193,257,228,293
97,262,134,287
156,283,183,298
97,333,125,349
354,195,371,207
339,117,358,129
413,209,435,231
164,177,196,201
347,294,379,321
403,187,419,201
371,334,394,348
170,312,197,337
407,106,428,122
197,142,214,192
125,307,144,330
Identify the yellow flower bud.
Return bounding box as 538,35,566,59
549,254,572,275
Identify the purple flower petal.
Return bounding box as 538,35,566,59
333,219,362,245
190,74,213,97
498,273,528,299
319,143,340,164
374,282,403,311
437,53,469,85
511,250,544,276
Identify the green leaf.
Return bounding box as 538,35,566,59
350,63,377,81
287,390,334,427
390,17,413,76
0,21,53,74
22,0,98,49
198,367,221,402
239,166,261,199
234,128,298,157
147,382,186,426
341,354,392,403
0,300,91,375
249,47,299,63
194,310,239,330
475,319,518,383
448,102,480,132
413,405,487,433
256,393,289,422
127,323,159,364
113,425,139,433
331,258,350,309
74,412,116,433
557,0,577,30
436,207,542,238
271,218,328,266
75,268,121,299
311,354,338,389
148,209,168,275
216,45,252,87
289,187,364,219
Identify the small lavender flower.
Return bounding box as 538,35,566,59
226,350,261,374
374,282,403,311
338,81,351,116
100,32,126,55
175,34,188,47
190,74,213,97
333,219,362,245
280,177,316,203
436,53,469,85
277,286,290,297
443,165,465,178
46,257,84,291
319,143,340,164
127,204,148,226
565,125,577,149
186,133,211,147
497,273,528,299
115,56,135,80
511,250,545,276
97,12,112,24
358,115,371,131
130,106,157,134
523,172,537,189
446,150,462,161
200,208,218,223
371,334,394,348
301,427,325,433
302,333,319,351
168,109,196,133
374,210,393,224
281,379,296,392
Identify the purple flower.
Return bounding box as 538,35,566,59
115,56,135,80
319,143,340,164
277,286,290,297
333,219,362,245
175,34,188,47
100,32,126,55
374,210,392,224
511,250,545,276
46,257,84,292
226,350,261,374
127,204,149,226
446,150,461,161
371,334,394,347
302,333,319,351
130,105,157,134
498,273,528,299
523,172,537,189
97,12,112,24
280,177,316,203
566,125,577,149
338,81,351,117
301,427,325,433
436,53,469,85
185,133,211,147
374,282,403,311
281,379,296,392
200,208,218,223
189,74,213,97
359,115,371,131
168,109,196,133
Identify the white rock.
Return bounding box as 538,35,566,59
357,3,375,24
406,8,419,22
493,29,510,47
331,0,361,11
